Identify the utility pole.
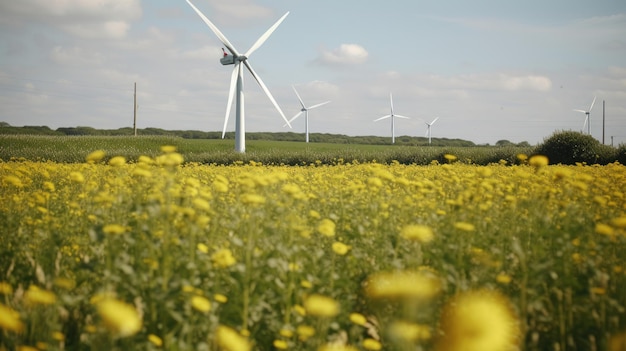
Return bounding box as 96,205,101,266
602,100,605,144
133,82,137,136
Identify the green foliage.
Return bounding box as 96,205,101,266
534,130,618,165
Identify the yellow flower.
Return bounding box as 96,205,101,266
156,153,184,167
3,175,24,187
69,171,85,183
496,273,512,284
273,339,288,349
108,156,127,167
86,150,106,163
0,303,25,332
214,294,228,303
444,154,457,162
529,155,549,167
25,285,57,305
215,325,251,351
148,334,163,347
454,222,475,232
240,193,266,205
349,312,367,326
365,270,441,300
435,290,520,351
388,321,431,342
191,295,211,313
293,304,306,316
362,338,382,350
317,218,336,237
596,223,615,237
197,243,209,254
0,282,13,295
103,224,126,235
332,242,351,255
97,298,142,337
318,344,359,351
212,248,237,268
400,224,434,243
611,216,626,229
303,294,339,317
296,325,315,341
160,145,177,153
279,329,294,338
52,331,65,341
17,346,39,351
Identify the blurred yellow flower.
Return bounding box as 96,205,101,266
191,295,211,313
215,325,251,351
214,294,228,303
0,303,24,332
97,298,142,337
400,224,434,243
435,290,519,351
365,270,441,300
362,338,382,350
0,282,13,295
160,145,177,153
212,248,237,268
25,285,57,305
388,321,431,342
197,243,209,254
240,193,266,205
296,325,315,341
148,334,163,347
303,294,339,317
86,150,106,163
332,242,351,255
444,154,457,162
596,223,615,237
318,344,359,351
108,156,126,167
69,171,85,183
529,155,549,167
317,218,336,237
611,216,626,229
103,224,126,235
496,273,512,284
349,312,367,326
273,339,288,349
454,222,475,232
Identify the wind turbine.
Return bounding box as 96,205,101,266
185,0,291,153
573,96,596,135
425,117,439,145
284,85,330,143
374,93,409,144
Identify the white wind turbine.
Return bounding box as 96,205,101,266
284,85,330,143
185,0,291,153
573,96,596,135
425,117,439,145
374,93,409,144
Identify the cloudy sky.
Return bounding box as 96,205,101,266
1,0,625,145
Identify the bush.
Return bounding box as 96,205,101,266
534,131,617,165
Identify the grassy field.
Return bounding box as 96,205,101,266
1,139,626,351
0,135,533,165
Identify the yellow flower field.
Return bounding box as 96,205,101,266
1,148,625,351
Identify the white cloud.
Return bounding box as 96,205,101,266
317,44,369,66
50,46,105,66
209,0,273,22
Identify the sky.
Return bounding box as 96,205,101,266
1,0,625,146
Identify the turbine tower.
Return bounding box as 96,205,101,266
573,96,596,135
374,93,409,144
284,85,330,143
425,117,439,145
185,0,291,153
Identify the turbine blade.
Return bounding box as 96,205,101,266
284,111,304,127
185,0,241,57
374,115,391,122
222,63,239,138
582,115,589,130
292,85,306,109
430,117,440,125
395,114,410,119
389,93,394,115
245,12,289,57
425,127,429,137
243,60,291,128
308,101,331,109
589,96,596,112
573,109,587,113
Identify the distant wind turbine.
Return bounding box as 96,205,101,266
374,93,409,144
284,85,330,143
185,0,291,153
573,96,596,135
425,117,439,145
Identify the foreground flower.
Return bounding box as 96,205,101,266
529,155,549,167
365,270,441,300
97,298,142,337
388,321,431,342
148,334,163,347
25,285,57,305
435,289,520,351
0,303,24,332
332,241,351,255
191,295,211,313
216,325,250,351
212,248,237,268
303,294,339,317
108,156,126,167
362,338,382,350
317,219,336,237
86,150,106,163
400,224,434,243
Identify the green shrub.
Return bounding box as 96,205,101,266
534,131,617,165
